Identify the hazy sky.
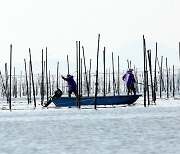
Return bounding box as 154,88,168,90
0,0,180,73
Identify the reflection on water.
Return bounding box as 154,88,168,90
0,100,180,154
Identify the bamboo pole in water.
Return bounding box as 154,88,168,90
67,55,69,74
78,41,81,108
153,42,158,103
41,49,44,105
117,56,120,95
56,61,59,89
9,44,12,111
82,46,89,97
147,50,154,103
5,63,9,102
94,34,100,110
24,59,30,104
172,65,175,97
89,59,92,94
46,47,49,101
143,35,147,107
103,47,106,96
19,71,22,97
159,56,163,98
112,52,115,96
76,41,80,107
29,48,36,108
166,58,169,99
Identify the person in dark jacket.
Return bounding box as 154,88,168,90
122,68,136,95
43,88,63,107
61,74,77,97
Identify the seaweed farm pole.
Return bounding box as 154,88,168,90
172,65,175,97
46,47,49,101
76,41,79,107
19,71,22,97
78,41,81,108
67,55,69,74
9,44,12,111
24,59,30,104
166,58,169,99
117,56,120,95
153,43,158,103
82,46,89,97
89,59,92,95
94,34,100,109
179,42,180,61
143,35,147,107
112,52,115,96
41,49,44,105
147,50,154,103
49,70,52,96
5,63,9,102
29,48,36,108
57,61,59,89
0,71,7,98
103,47,106,96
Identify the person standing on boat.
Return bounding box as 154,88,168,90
61,74,77,97
122,68,136,95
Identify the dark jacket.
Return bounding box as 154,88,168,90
122,70,136,88
62,75,76,91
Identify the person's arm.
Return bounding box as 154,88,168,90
122,74,126,81
61,75,66,80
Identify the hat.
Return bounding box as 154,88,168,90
67,74,71,77
127,68,133,72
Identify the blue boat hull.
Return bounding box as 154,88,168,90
52,95,141,107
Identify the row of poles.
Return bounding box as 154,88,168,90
1,35,180,110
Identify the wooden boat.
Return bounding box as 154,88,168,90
52,94,142,107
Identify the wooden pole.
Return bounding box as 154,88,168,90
117,56,120,95
103,47,106,96
153,42,157,103
29,48,36,108
94,34,100,109
76,41,79,107
89,59,92,95
9,44,12,111
67,55,69,74
24,59,30,104
112,52,115,96
172,65,175,97
78,41,81,108
56,61,59,89
143,35,147,107
166,58,169,99
41,49,44,105
46,47,49,101
147,50,154,103
82,46,89,97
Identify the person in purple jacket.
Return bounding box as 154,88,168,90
122,68,136,95
61,74,77,97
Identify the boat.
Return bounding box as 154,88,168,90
52,94,142,107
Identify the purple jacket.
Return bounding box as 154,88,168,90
122,71,136,87
62,75,76,91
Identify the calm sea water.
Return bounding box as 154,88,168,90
0,99,180,154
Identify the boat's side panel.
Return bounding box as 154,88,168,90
52,95,141,107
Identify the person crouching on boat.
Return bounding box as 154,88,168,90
43,88,63,107
61,74,77,97
122,68,136,95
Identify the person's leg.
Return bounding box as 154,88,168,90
73,89,77,96
131,85,136,95
127,87,130,95
68,90,72,97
